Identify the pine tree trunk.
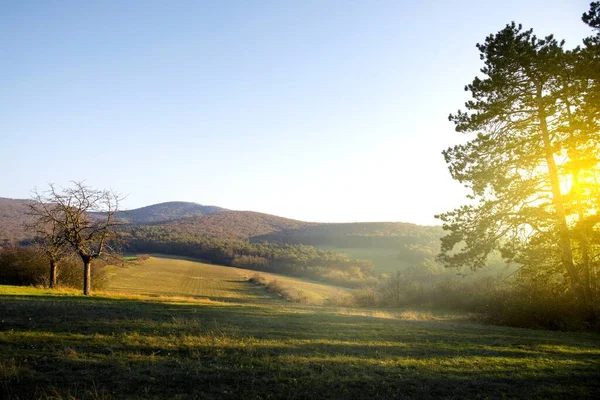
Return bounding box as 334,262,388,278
564,97,595,308
572,170,596,321
537,89,587,309
573,171,593,294
83,260,92,296
49,259,57,289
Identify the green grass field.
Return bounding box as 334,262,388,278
1,283,599,399
105,256,269,301
2,256,599,398
105,256,346,305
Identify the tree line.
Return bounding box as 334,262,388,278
122,225,378,287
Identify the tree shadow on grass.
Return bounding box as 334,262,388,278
1,294,599,345
2,347,599,399
1,293,599,399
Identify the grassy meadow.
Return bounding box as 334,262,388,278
106,256,345,305
1,256,599,399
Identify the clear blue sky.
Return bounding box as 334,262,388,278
0,0,593,224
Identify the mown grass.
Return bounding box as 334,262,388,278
105,256,345,304
1,285,599,399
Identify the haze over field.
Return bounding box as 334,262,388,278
0,0,592,224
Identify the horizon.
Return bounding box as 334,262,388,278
1,0,593,225
0,195,440,225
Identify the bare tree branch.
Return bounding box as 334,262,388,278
28,182,124,295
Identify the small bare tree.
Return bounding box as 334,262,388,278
26,197,70,288
30,182,123,295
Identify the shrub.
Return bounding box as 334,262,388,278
375,267,598,331
479,282,587,330
279,288,310,304
248,273,267,285
0,246,108,290
0,246,47,286
325,288,380,307
266,280,284,295
325,292,356,307
248,275,310,304
352,288,379,307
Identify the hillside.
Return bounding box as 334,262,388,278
1,197,445,274
0,198,34,243
98,201,226,224
0,199,227,243
153,210,315,240
0,198,440,245
250,222,444,273
252,221,442,248
0,198,309,241
105,256,273,301
105,255,345,304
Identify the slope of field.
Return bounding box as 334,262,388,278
105,256,267,301
105,256,345,304
1,285,599,399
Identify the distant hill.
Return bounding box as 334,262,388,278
0,196,442,250
0,198,315,242
0,197,445,274
0,199,227,242
99,201,226,224
151,210,315,241
0,198,35,243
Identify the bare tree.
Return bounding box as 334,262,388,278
30,182,123,295
26,195,70,288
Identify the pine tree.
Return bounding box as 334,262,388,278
437,12,600,316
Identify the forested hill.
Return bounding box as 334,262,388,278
0,198,315,242
98,201,226,224
150,210,315,240
252,222,443,249
1,198,444,276
1,197,450,284
0,199,227,242
0,198,35,243
1,198,441,246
